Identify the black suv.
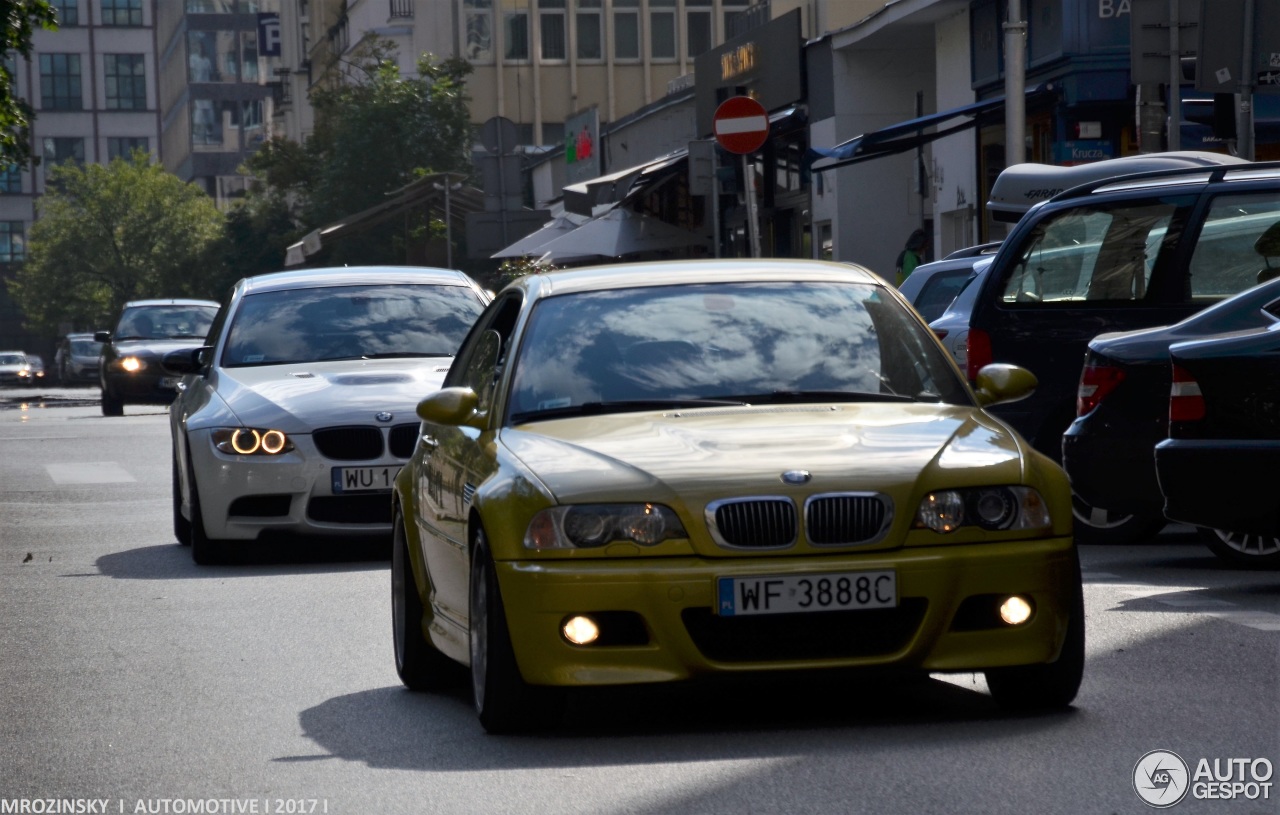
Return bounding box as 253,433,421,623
967,158,1280,540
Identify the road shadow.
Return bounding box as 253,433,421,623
290,674,1078,771
89,537,389,580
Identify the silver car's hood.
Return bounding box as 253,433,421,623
204,358,452,431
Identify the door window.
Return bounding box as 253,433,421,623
1187,192,1280,300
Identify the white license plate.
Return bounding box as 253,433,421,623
717,570,896,616
331,466,399,493
159,376,179,389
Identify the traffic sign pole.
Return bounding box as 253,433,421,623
713,96,770,258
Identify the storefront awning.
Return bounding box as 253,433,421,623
810,83,1055,173
563,150,687,216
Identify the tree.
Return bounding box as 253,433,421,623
8,152,226,333
245,38,473,265
0,1,59,167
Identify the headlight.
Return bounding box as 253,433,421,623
915,486,1050,533
116,356,145,373
212,427,293,455
524,504,688,550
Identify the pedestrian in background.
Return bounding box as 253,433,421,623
895,229,928,286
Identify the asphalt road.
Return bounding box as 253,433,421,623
1,388,1277,815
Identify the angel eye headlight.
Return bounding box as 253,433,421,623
212,427,294,456
524,504,687,550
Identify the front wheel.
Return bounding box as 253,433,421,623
1199,527,1280,569
172,449,191,546
187,456,225,565
392,508,459,690
1071,495,1166,545
469,528,563,734
985,556,1085,711
100,387,123,417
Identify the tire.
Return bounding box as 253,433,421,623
186,454,225,565
100,387,123,417
392,507,458,691
172,449,191,546
1071,494,1166,545
985,553,1085,711
1198,527,1280,569
469,528,564,734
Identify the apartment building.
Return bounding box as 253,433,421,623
154,1,283,207
0,0,161,351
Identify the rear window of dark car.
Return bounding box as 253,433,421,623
911,270,972,321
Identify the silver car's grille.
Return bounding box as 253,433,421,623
706,497,797,549
804,493,892,545
313,426,383,460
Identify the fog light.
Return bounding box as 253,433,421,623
999,596,1033,626
562,615,600,645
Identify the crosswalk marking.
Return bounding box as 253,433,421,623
1086,577,1280,633
44,462,136,484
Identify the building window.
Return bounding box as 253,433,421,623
0,222,26,263
686,2,712,58
192,100,223,146
576,0,602,60
538,0,565,61
613,0,639,60
464,0,492,62
50,0,78,26
724,3,749,39
0,165,22,193
650,0,676,60
39,54,82,111
240,31,260,83
107,137,148,160
101,0,143,26
104,55,146,110
504,10,529,60
389,0,413,18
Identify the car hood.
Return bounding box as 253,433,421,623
501,403,1027,504
207,358,453,430
112,338,205,357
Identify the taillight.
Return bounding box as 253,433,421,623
933,328,949,340
1169,363,1205,424
1077,362,1126,416
966,328,992,381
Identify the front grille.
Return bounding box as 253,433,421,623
307,494,392,524
707,498,797,548
681,599,927,662
388,423,419,458
805,494,891,545
228,494,291,517
313,426,383,460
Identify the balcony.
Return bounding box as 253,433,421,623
389,0,413,19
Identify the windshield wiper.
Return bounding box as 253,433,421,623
360,352,455,359
511,397,747,423
720,390,920,404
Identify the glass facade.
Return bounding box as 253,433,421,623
104,54,146,109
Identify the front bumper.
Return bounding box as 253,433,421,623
1156,439,1280,535
494,537,1079,687
104,369,182,404
187,429,402,541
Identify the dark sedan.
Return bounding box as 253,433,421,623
1155,317,1280,567
1062,276,1280,549
96,298,219,416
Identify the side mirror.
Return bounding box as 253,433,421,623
973,363,1037,407
417,387,482,428
93,330,111,343
162,347,208,375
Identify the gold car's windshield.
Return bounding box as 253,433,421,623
508,281,970,423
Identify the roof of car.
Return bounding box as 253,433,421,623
520,259,882,298
987,152,1257,222
240,266,478,295
123,298,220,308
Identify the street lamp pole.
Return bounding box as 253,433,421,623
1004,0,1027,170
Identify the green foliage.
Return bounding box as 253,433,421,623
485,256,559,293
9,152,226,333
0,1,59,167
245,38,474,265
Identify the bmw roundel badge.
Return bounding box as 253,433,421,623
780,470,811,485
375,411,394,423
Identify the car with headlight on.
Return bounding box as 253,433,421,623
96,298,220,415
0,351,31,386
55,332,104,384
390,259,1083,733
165,266,490,565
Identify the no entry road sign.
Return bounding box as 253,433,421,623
714,96,769,155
